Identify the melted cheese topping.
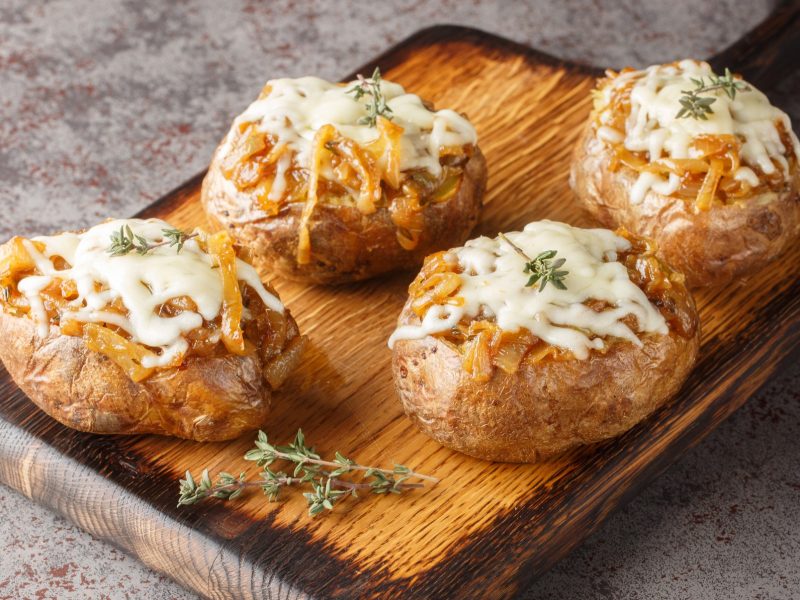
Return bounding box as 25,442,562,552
220,76,477,193
16,219,283,368
598,60,800,203
388,221,668,359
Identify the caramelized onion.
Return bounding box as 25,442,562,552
207,230,246,355
2,229,300,384
374,116,403,189
407,228,695,380
695,158,724,211
219,114,472,262
84,323,155,383
597,71,795,210
297,124,337,265
462,330,493,382
263,333,307,389
0,237,38,288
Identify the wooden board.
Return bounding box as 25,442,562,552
1,8,800,599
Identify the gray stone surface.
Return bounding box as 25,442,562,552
0,0,797,598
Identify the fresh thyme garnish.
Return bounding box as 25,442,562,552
162,228,195,253
108,225,148,256
676,68,749,120
178,429,438,517
346,67,393,127
107,225,197,257
499,233,568,291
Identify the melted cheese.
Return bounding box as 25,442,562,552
388,221,668,359
221,76,477,197
598,60,800,203
16,219,283,368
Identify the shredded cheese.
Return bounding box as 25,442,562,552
219,76,478,198
597,60,800,203
16,219,284,367
388,221,668,359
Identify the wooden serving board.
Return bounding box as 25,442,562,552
1,7,800,599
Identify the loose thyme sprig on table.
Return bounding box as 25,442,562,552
346,67,394,127
499,233,568,291
178,429,438,517
676,68,750,120
108,225,198,257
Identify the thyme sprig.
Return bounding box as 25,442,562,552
499,233,568,291
178,429,437,517
108,225,198,257
346,67,393,127
676,68,749,120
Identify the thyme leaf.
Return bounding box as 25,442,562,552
499,233,568,292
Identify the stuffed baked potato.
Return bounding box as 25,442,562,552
570,60,800,288
202,70,487,284
390,220,699,462
0,218,305,441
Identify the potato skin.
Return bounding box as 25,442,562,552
0,309,303,442
392,302,700,463
201,146,488,285
570,123,800,288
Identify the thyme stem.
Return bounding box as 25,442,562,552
186,473,425,502
271,450,439,483
499,232,533,262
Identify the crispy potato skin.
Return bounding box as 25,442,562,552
570,123,800,288
201,146,487,285
0,309,304,442
392,300,700,463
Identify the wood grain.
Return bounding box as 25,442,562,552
1,17,799,600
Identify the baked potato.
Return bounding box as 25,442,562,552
570,60,800,288
389,220,700,462
201,70,487,284
0,218,306,441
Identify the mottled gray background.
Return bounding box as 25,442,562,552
1,1,798,599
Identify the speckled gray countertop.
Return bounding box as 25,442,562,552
1,1,798,598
